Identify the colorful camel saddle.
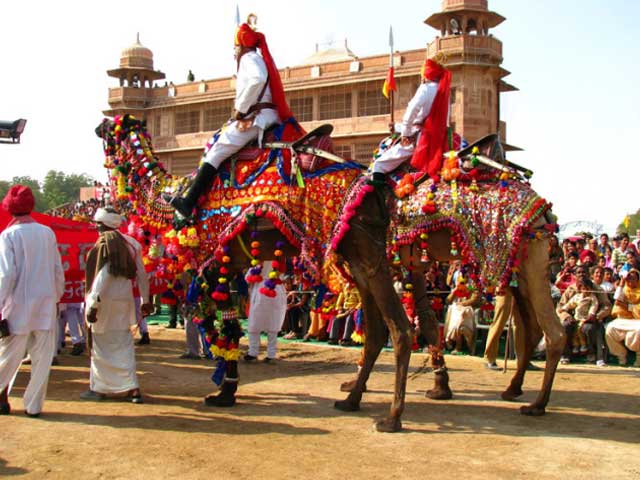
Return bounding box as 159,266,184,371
329,174,553,294
196,120,363,281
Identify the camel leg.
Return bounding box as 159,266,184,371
413,271,453,400
510,239,565,415
335,286,386,412
501,288,533,401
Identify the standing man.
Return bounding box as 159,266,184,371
244,261,286,363
80,207,151,403
0,185,65,417
167,15,293,218
371,56,452,183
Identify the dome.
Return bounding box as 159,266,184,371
120,33,154,70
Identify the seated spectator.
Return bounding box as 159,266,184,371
327,283,361,346
611,233,634,268
620,251,639,278
443,271,481,353
606,269,640,366
303,290,335,342
556,265,611,365
579,238,598,269
554,252,579,292
559,276,599,356
283,276,310,340
597,233,609,257
548,235,564,282
592,266,615,295
603,244,614,269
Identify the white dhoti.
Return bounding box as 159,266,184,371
0,329,56,414
90,330,138,394
444,303,475,344
204,111,278,169
605,319,640,361
372,139,417,174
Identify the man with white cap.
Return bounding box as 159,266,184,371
80,207,151,403
0,185,65,417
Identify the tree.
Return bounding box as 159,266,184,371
42,171,94,210
618,208,640,236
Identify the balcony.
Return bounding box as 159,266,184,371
427,34,502,64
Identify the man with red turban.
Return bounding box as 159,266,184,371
371,57,452,183
167,16,293,218
0,185,65,417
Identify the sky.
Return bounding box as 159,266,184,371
1,0,639,234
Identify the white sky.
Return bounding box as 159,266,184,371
1,0,639,234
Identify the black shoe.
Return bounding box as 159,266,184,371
166,323,177,329
526,362,542,371
367,172,386,187
263,357,275,364
243,354,257,363
165,163,218,218
136,332,150,345
70,343,84,356
25,411,40,418
0,402,10,415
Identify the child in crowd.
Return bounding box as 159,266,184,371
560,277,599,354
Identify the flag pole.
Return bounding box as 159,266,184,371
389,25,395,128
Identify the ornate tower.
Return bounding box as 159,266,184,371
425,0,517,143
105,34,166,117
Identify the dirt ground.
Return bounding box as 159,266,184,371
1,325,639,480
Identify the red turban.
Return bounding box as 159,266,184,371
234,23,292,121
411,59,452,177
2,185,35,215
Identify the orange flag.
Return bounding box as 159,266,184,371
382,66,397,98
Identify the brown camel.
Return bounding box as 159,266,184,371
95,115,564,433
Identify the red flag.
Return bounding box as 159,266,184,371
382,66,397,98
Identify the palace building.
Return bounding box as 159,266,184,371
103,0,515,176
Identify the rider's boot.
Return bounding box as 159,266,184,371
165,163,217,218
367,171,386,188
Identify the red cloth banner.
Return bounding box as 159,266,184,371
0,208,98,303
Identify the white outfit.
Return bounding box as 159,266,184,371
372,81,439,174
58,303,85,346
605,319,640,362
85,234,149,394
246,262,287,359
0,222,65,414
444,301,475,344
203,51,280,169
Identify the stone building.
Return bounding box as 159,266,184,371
103,0,515,176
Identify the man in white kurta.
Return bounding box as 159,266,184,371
245,262,286,362
372,80,439,176
0,185,65,417
167,20,285,218
81,208,150,402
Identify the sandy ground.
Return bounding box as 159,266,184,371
1,325,639,479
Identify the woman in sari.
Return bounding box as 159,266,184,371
605,269,640,366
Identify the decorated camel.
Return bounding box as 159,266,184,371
96,114,564,432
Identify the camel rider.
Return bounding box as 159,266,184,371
371,57,451,184
167,16,293,218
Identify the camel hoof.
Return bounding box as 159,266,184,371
501,387,523,402
426,387,453,400
334,398,360,412
520,404,546,416
339,379,367,393
204,394,236,408
374,417,402,433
